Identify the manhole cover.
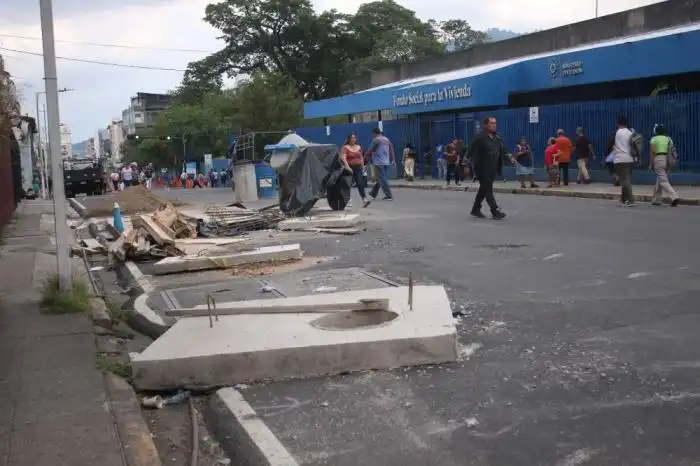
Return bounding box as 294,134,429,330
311,310,398,331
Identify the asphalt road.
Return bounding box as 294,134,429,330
82,187,700,465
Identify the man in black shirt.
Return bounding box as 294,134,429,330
574,127,595,184
467,116,508,220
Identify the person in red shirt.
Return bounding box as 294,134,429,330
555,129,573,186
544,137,560,187
340,133,366,208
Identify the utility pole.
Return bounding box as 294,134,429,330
595,0,599,18
39,0,71,290
35,92,47,199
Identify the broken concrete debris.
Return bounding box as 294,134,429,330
131,286,458,390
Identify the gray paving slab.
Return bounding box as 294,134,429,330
0,204,127,466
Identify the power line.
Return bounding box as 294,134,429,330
0,47,186,71
0,33,214,53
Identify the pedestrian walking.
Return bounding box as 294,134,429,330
363,128,395,207
468,116,508,220
341,133,367,209
649,124,680,206
612,116,638,207
555,129,573,186
604,132,619,186
445,143,460,186
513,136,538,188
574,127,594,184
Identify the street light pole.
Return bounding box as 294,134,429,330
36,86,73,201
39,0,71,290
595,0,599,18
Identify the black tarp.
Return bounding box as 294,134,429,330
277,144,351,217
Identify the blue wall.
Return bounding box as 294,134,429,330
304,25,700,119
297,92,700,177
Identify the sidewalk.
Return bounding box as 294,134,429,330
392,179,700,205
0,201,125,466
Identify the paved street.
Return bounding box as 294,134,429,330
230,188,700,466
85,187,700,465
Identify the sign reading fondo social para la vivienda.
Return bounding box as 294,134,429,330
393,84,472,108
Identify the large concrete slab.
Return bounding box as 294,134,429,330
132,286,457,390
152,243,302,275
278,213,360,231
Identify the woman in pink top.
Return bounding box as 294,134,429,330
341,133,366,207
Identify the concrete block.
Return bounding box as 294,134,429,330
278,213,360,231
131,286,457,390
152,243,302,275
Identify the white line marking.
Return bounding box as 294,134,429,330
217,388,299,466
543,253,563,261
627,272,651,279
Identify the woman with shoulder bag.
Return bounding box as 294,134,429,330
649,124,680,207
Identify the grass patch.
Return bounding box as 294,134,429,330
105,299,128,325
96,353,133,382
40,274,92,315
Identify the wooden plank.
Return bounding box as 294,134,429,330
132,215,174,245
82,238,105,251
165,298,390,317
174,238,248,246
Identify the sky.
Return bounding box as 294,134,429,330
1,0,664,142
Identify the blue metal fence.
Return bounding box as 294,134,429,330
297,92,700,176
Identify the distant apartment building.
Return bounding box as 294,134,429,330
121,92,172,135
60,124,72,159
107,120,125,162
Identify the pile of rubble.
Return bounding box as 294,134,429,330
108,204,195,261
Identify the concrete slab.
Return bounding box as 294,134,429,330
278,213,360,231
132,286,457,390
152,243,303,275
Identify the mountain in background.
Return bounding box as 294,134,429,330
485,28,521,41
72,139,87,155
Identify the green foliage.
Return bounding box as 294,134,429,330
40,274,91,315
181,0,486,102
96,354,133,382
126,72,303,167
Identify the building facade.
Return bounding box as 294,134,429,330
300,20,700,183
121,92,172,135
108,119,125,162
59,124,72,159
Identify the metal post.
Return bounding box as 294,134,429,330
35,92,46,199
42,105,49,196
40,0,71,290
595,0,599,18
181,133,186,168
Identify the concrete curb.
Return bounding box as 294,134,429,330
122,261,169,339
207,388,299,466
67,197,89,218
392,183,700,206
104,373,163,466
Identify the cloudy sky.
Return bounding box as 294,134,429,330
1,0,663,142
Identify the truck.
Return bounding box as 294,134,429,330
63,157,106,198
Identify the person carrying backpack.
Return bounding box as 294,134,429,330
649,124,680,207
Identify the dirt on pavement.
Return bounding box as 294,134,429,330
87,185,184,217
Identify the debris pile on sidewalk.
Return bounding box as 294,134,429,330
87,185,183,217
196,204,285,236
108,204,197,261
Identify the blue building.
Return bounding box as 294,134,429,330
297,22,700,183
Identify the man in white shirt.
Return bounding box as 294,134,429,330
612,116,637,207
121,165,133,187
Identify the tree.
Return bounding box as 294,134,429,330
121,137,170,167
431,19,489,51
